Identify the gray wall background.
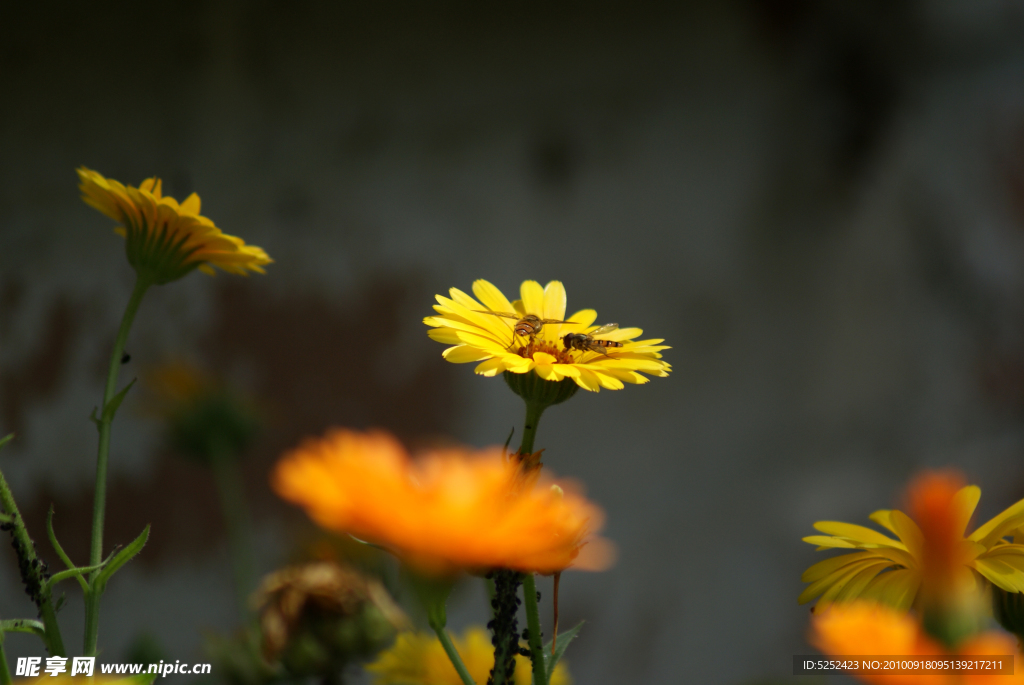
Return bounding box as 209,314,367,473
6,1,1024,683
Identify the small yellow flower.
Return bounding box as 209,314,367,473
365,627,571,685
424,279,670,392
800,471,1024,611
78,167,271,284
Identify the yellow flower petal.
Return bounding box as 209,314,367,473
812,522,906,549
471,279,516,312
442,346,492,363
542,280,567,321
519,280,546,315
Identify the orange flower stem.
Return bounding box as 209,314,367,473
84,273,152,657
522,573,548,685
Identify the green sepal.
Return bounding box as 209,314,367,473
349,534,388,553
404,570,456,632
503,372,578,409
0,434,12,451
93,525,149,594
0,619,44,637
542,620,583,681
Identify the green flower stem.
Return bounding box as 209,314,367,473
429,623,477,685
0,465,66,656
0,627,11,685
518,401,545,456
210,446,255,618
521,573,547,685
84,274,152,656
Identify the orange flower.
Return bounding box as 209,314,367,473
272,429,614,574
906,471,980,612
811,601,1024,685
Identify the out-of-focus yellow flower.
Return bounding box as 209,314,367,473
424,279,670,392
77,167,271,283
142,360,258,464
811,601,1024,685
272,429,614,575
800,471,1024,611
365,626,571,685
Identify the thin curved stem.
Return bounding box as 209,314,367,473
430,623,476,685
210,445,255,619
521,573,547,685
84,274,151,656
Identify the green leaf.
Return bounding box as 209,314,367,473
0,434,13,451
102,378,138,423
47,507,89,592
542,621,583,681
93,525,149,594
0,619,45,636
43,563,105,596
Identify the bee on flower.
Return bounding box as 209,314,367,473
424,279,670,392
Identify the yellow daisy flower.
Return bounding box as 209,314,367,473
800,471,1024,611
424,279,670,392
365,627,571,685
77,167,271,284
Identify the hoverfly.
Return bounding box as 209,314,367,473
475,311,573,342
562,323,624,357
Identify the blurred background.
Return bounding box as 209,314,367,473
5,1,1024,682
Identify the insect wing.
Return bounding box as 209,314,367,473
588,323,619,337
475,310,520,320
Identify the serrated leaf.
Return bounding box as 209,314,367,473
542,620,583,681
102,378,138,423
93,525,149,593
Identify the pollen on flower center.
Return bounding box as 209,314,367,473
515,340,574,364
